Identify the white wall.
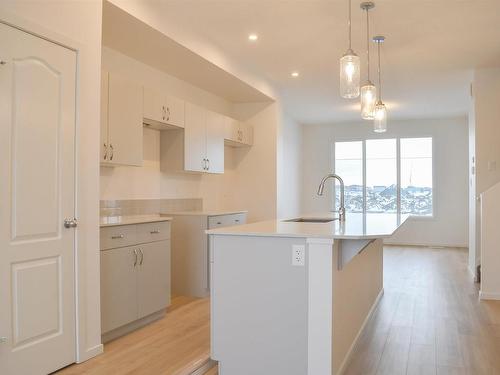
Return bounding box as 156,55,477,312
1,0,103,362
302,117,469,248
232,102,279,222
472,68,500,291
277,111,303,218
473,68,500,194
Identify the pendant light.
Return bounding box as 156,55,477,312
373,35,387,133
340,0,360,98
360,2,376,120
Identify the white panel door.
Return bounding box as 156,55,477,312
0,23,77,374
206,110,225,174
184,102,206,172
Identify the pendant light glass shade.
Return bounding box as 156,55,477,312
373,101,387,132
360,82,377,119
340,51,360,98
360,2,376,120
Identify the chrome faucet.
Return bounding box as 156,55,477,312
317,173,346,222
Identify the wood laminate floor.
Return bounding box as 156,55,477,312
56,296,212,375
344,246,500,375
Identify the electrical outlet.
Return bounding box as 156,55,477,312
292,245,305,266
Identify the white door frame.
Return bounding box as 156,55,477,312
0,8,103,365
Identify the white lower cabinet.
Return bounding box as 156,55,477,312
137,241,171,318
100,221,171,341
168,212,246,298
100,246,138,333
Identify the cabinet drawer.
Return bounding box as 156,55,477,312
101,225,137,250
136,221,171,244
208,213,247,229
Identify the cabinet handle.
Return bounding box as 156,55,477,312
139,249,144,265
104,143,108,160
235,219,240,222
109,144,114,161
162,105,166,121
202,158,206,170
166,107,170,121
216,221,222,225
150,230,160,234
111,234,124,239
133,249,138,267
207,159,210,171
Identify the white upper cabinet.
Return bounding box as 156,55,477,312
224,117,253,147
101,71,143,167
205,110,225,174
161,102,225,174
184,102,207,173
143,86,185,129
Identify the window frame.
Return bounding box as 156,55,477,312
331,135,435,219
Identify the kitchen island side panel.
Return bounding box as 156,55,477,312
332,238,384,374
210,235,308,375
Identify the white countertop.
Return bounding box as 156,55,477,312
206,212,408,240
100,214,172,227
162,210,248,217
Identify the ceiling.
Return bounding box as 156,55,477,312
107,0,500,125
103,1,273,103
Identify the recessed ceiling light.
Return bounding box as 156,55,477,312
248,34,258,41
291,71,300,77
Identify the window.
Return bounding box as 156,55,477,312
334,137,433,216
334,141,363,212
400,138,433,215
366,139,397,213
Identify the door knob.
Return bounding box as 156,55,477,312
64,218,78,228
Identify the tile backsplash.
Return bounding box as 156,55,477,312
100,198,202,217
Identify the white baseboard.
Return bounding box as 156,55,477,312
78,343,103,363
336,288,384,375
479,291,500,300
190,359,216,375
383,242,468,249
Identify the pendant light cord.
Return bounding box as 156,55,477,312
377,41,382,100
366,7,370,81
348,0,352,49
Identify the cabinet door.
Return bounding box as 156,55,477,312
108,73,143,166
240,122,253,146
100,71,109,162
224,116,240,143
165,95,185,128
100,246,138,333
137,240,171,318
184,102,206,172
206,110,225,174
143,86,165,124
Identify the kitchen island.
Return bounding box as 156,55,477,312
207,212,408,375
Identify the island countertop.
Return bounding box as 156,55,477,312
206,212,408,239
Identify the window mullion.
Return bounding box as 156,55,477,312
363,140,367,214
397,138,401,215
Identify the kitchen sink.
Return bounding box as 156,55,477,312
283,217,337,223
